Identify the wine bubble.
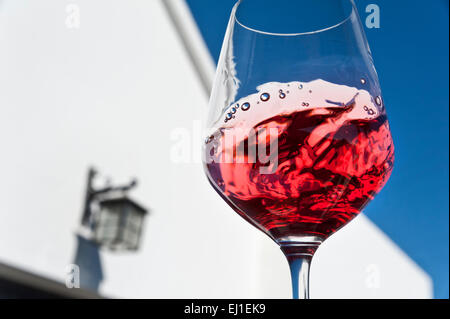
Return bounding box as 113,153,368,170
241,102,251,111
260,93,270,102
219,79,381,131
375,96,382,106
364,106,375,116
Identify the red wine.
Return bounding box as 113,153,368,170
204,80,394,242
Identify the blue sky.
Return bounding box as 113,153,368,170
186,0,449,298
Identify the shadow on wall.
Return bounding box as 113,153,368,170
73,235,103,292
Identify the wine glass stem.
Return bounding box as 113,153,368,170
280,242,320,299
287,255,312,299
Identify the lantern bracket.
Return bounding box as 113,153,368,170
80,167,138,227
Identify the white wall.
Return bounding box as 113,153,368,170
0,0,432,298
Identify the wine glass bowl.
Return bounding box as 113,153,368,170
202,0,394,299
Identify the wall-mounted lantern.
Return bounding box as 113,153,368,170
80,168,149,251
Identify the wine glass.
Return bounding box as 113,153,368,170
202,0,394,299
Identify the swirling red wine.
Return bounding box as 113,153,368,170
204,80,394,242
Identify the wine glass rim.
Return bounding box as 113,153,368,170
233,0,356,37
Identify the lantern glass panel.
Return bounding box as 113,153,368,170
124,210,143,249
127,211,142,229
94,198,147,250
95,203,121,244
123,226,139,250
